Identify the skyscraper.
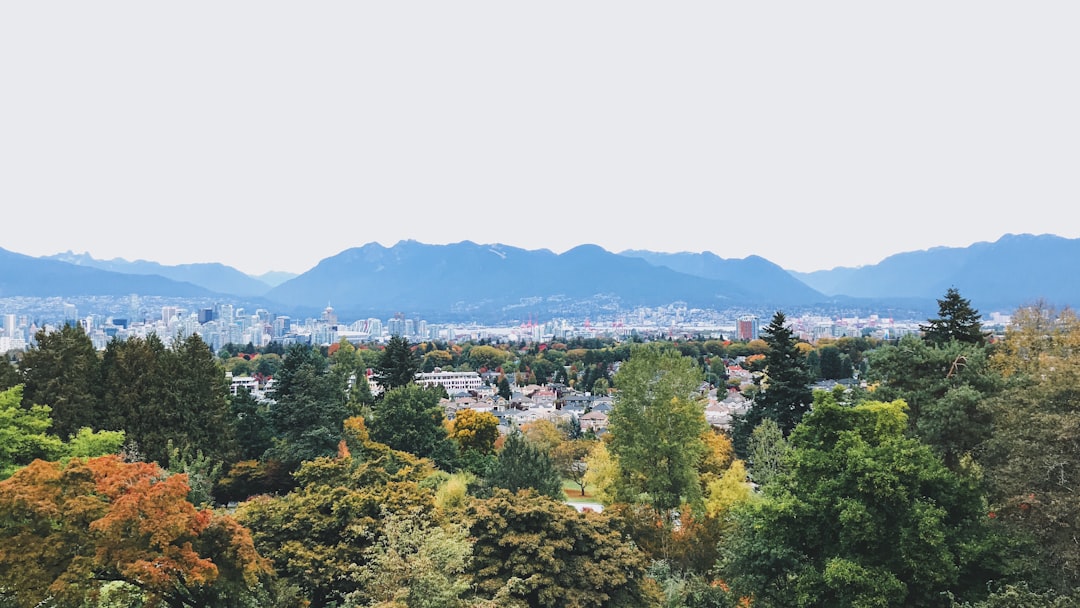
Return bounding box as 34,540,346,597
737,315,759,341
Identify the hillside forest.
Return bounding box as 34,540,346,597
2,289,1079,607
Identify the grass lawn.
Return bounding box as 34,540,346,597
562,478,597,503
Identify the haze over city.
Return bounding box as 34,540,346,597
3,2,1078,276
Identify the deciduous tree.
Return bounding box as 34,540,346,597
721,391,997,607
0,455,274,608
608,344,707,515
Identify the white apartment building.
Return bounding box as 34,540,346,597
416,370,483,393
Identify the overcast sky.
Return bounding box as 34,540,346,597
2,2,1077,276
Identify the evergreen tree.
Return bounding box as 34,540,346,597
266,344,350,471
160,333,235,466
921,287,988,346
19,324,103,440
732,311,813,455
372,336,419,394
496,375,512,401
99,334,167,461
369,383,456,470
489,430,563,499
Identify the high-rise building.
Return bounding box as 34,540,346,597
737,315,759,341
198,308,215,324
4,314,15,339
63,303,78,328
162,306,180,324
273,316,291,338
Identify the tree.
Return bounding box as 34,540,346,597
239,417,437,608
19,324,103,440
1,385,124,480
552,439,594,496
746,418,789,487
466,489,659,608
921,287,988,346
720,391,998,607
980,303,1080,592
161,333,236,466
817,345,852,380
449,409,499,455
520,418,565,456
732,311,813,455
0,385,63,479
374,336,420,394
343,508,474,608
370,384,457,470
99,334,167,456
0,456,275,608
608,344,708,515
266,344,351,472
496,375,512,401
866,334,1000,470
488,430,563,499
0,358,19,392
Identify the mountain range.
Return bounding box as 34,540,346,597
1,233,1076,321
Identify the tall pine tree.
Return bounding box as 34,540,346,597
920,287,988,346
372,336,419,395
733,311,813,455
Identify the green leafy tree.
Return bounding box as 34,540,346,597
817,345,852,380
746,418,789,487
160,333,236,466
488,430,563,499
466,489,660,608
0,385,63,479
19,324,103,439
921,287,989,346
230,388,274,461
374,336,420,394
370,384,457,470
99,334,167,453
866,334,1000,470
608,344,707,515
721,391,998,607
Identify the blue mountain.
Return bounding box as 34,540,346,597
264,240,801,320
44,252,273,297
790,233,1080,311
0,248,216,298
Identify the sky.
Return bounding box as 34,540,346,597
2,2,1078,277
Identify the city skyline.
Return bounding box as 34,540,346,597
2,3,1078,276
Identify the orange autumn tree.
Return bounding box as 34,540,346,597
0,455,274,608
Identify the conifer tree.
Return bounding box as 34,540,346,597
921,287,988,346
489,430,563,499
732,311,813,455
19,324,102,440
372,336,419,394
